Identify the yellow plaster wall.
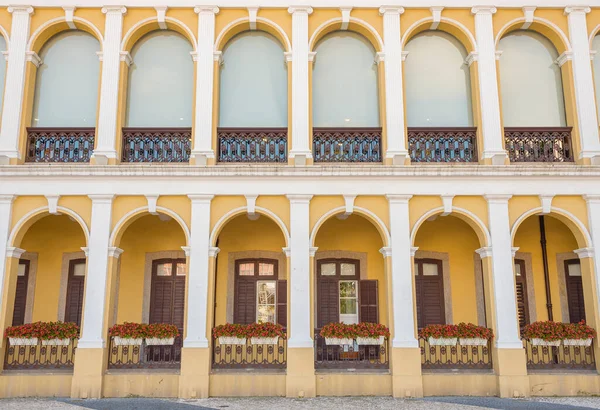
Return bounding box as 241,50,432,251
209,373,286,397
115,215,186,323
414,215,480,324
111,196,148,231
103,373,179,398
509,196,541,229
10,196,48,232
157,196,191,231
553,196,590,231
422,373,497,397
256,196,291,235
57,196,92,229
409,196,443,231
454,196,489,230
316,373,392,396
310,196,346,233
210,196,248,234
0,374,72,398
529,374,600,396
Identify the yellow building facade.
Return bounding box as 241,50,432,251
1,0,600,400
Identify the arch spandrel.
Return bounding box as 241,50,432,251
309,18,383,53
402,18,477,54
121,17,197,53
215,18,291,53
495,18,570,55
28,18,104,54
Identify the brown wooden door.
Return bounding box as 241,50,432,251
514,259,530,329
565,259,586,323
414,258,445,329
233,259,279,325
64,258,86,326
12,260,30,326
149,259,186,329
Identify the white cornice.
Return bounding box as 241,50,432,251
25,51,42,67
555,51,573,67
120,51,133,66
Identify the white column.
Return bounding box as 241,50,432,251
484,195,522,349
288,7,312,165
0,195,15,310
472,7,507,165
191,7,219,165
287,195,312,347
0,6,33,165
91,7,126,165
565,7,600,165
184,194,213,348
78,195,114,349
386,195,418,348
584,195,600,310
379,7,409,165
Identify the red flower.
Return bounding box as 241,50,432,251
4,321,79,340
523,320,596,341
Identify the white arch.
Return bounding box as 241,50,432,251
401,16,478,52
589,24,600,48
214,16,292,52
410,206,491,247
494,16,571,51
510,206,592,248
109,206,191,247
210,206,290,247
27,16,104,52
0,24,9,48
120,16,197,51
310,206,391,247
309,16,384,52
8,205,90,247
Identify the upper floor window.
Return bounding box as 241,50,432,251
312,31,379,127
404,31,473,127
498,31,566,127
219,32,287,127
125,31,193,127
31,32,100,127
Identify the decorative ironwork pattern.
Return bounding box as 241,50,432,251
122,128,191,163
212,336,287,369
218,128,287,163
313,127,382,163
4,339,76,370
314,330,389,370
505,127,574,163
107,336,182,369
419,337,492,370
524,339,595,370
408,127,478,163
26,127,95,163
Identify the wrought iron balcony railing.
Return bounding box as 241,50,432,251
408,127,478,163
4,339,77,370
505,127,573,163
212,335,287,369
419,337,492,370
26,127,95,163
107,336,182,369
218,128,287,163
523,338,595,371
313,127,382,163
314,330,389,370
122,127,191,163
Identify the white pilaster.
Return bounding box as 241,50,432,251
288,7,313,165
191,7,219,165
0,196,15,313
485,195,522,349
91,7,126,165
184,194,214,348
584,195,600,319
472,7,507,165
565,7,600,164
77,195,114,349
387,195,418,348
379,7,408,165
287,194,312,347
0,6,33,164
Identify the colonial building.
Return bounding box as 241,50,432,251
1,0,600,400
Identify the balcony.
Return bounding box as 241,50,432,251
505,127,573,163
523,339,595,371
26,127,95,163
121,128,191,163
211,336,287,370
312,128,382,163
419,337,492,371
408,127,478,163
313,331,389,370
4,339,77,371
107,337,182,370
217,128,287,163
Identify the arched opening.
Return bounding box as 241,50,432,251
27,31,100,163
312,31,382,163
499,31,573,162
122,31,194,163
217,31,288,163
404,31,477,163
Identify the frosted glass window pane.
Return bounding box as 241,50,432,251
592,36,600,121
17,263,26,277
258,263,274,276
239,263,254,276
320,263,336,276
313,32,379,127
176,263,186,276
156,263,172,276
499,31,566,126
404,31,473,127
0,36,7,115
422,263,439,276
568,263,582,277
340,263,355,276
256,281,276,323
219,32,287,127
515,263,522,276
126,31,193,127
73,263,86,277
32,32,100,127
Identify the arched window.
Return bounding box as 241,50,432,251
499,31,566,127
31,31,100,127
0,35,7,115
404,31,473,127
126,31,193,127
312,31,379,127
592,35,600,121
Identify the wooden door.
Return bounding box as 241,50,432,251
415,258,445,328
12,260,30,326
514,259,530,329
64,258,86,326
565,259,586,323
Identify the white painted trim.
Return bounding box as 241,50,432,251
494,16,571,51
27,15,104,52
589,24,600,48
6,247,25,258
574,247,594,259
214,16,291,52
45,194,59,214
402,16,477,51
539,194,554,214
308,16,383,51
0,24,9,48
120,16,197,51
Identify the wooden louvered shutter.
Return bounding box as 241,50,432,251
150,277,174,324
234,280,257,325
173,275,186,329
12,260,30,326
317,279,339,328
514,259,529,329
359,280,378,323
565,260,586,323
64,259,86,326
415,259,445,328
277,280,287,328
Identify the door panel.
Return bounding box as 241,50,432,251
64,259,86,326
12,260,30,326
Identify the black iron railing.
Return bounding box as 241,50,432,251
26,127,95,163
121,128,191,163
408,127,478,163
107,336,181,369
314,330,389,370
218,128,287,163
419,337,492,370
505,127,573,163
4,339,76,370
313,127,382,163
524,339,595,370
212,336,287,369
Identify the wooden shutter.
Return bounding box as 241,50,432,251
317,279,339,328
359,280,378,323
514,259,530,329
415,259,445,328
64,259,86,326
149,277,174,324
277,280,287,328
565,260,586,323
234,279,257,325
173,277,186,328
12,260,30,326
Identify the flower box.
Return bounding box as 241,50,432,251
9,337,38,346
145,337,175,346
325,337,354,345
459,338,488,346
530,338,561,346
356,336,385,345
563,338,593,347
113,336,143,346
41,338,70,346
219,336,247,345
428,337,457,346
251,336,279,345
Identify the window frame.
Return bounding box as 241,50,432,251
234,258,279,325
